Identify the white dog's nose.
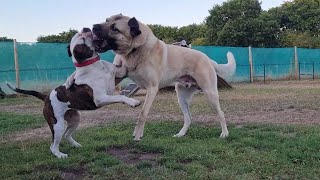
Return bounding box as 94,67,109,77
82,28,91,33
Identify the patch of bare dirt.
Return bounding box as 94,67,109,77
106,146,162,166
33,164,86,180
2,80,320,143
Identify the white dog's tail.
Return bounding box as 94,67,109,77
6,82,47,101
211,51,236,79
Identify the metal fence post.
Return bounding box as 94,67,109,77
249,46,253,83
313,61,315,80
294,46,299,80
13,39,20,88
298,63,301,80
264,64,266,84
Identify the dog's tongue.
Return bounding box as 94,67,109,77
101,40,108,47
93,34,100,41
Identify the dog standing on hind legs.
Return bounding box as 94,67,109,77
7,28,141,158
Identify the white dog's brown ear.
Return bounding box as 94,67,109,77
128,17,141,38
67,45,72,57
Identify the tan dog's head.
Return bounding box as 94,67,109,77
67,28,98,64
92,14,150,55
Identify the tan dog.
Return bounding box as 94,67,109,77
93,14,236,141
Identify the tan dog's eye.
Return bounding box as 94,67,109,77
111,24,120,32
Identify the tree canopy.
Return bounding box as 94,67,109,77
37,29,78,43
36,0,320,48
0,37,13,42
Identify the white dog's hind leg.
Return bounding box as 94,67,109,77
64,110,82,148
174,84,197,137
51,117,68,158
49,90,69,158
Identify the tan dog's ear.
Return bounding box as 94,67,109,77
67,45,72,57
128,17,141,38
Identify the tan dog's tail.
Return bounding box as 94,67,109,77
211,52,236,79
6,82,46,101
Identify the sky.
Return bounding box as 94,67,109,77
0,0,288,42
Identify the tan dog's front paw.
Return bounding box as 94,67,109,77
219,131,229,138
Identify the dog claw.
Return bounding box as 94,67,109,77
219,132,229,138
173,134,184,138
72,142,82,148
55,152,68,158
131,101,142,107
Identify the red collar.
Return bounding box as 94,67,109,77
74,56,100,67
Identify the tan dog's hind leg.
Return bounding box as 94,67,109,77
133,86,158,141
202,86,229,138
174,84,198,137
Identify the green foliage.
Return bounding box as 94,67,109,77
206,0,279,47
148,23,207,44
0,37,13,42
280,30,320,48
204,0,320,47
37,29,78,43
267,0,320,48
35,0,320,48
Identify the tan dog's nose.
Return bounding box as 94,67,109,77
92,24,102,33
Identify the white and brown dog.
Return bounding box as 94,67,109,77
7,28,141,158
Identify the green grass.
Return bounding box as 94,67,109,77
1,120,320,179
0,95,42,106
0,112,45,135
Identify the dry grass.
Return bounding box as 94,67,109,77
1,80,320,143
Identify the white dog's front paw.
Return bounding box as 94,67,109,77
219,131,229,138
54,152,68,158
128,99,141,107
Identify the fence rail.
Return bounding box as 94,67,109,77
1,42,320,91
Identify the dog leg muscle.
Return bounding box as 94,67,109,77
202,88,229,138
133,86,158,141
174,84,197,137
95,95,141,107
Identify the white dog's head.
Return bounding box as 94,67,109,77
67,28,99,64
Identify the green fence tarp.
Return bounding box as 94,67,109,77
1,42,320,92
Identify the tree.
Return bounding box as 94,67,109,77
266,0,320,48
280,30,320,48
37,29,78,43
0,37,13,42
206,0,263,46
149,23,208,44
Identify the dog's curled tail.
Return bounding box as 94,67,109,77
211,51,236,79
6,82,46,101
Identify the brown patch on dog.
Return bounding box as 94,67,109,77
106,146,162,165
56,84,97,110
43,96,56,141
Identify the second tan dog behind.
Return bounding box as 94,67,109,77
93,14,236,141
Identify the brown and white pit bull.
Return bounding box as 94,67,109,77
7,28,141,158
